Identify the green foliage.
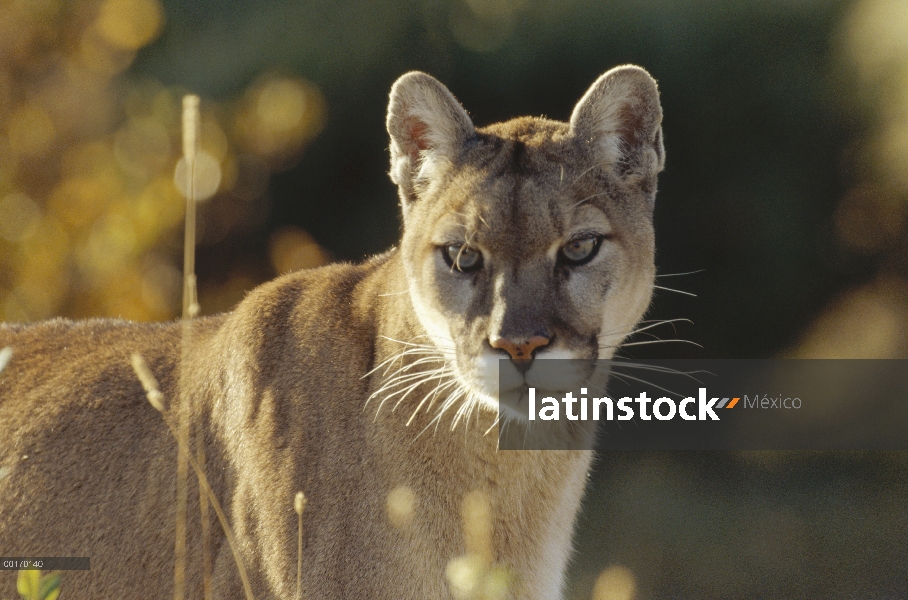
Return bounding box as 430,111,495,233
16,570,60,600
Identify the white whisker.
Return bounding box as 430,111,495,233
372,372,449,420
379,334,454,349
629,318,693,336
390,372,451,413
608,338,702,349
363,349,446,381
655,269,705,278
406,377,459,426
597,317,691,342
571,191,608,209
609,361,711,384
484,414,499,437
653,285,697,297
569,164,597,186
604,371,688,399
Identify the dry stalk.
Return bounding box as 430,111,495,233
0,347,13,374
295,491,307,600
130,352,255,600
176,93,202,600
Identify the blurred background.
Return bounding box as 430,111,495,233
1,0,907,597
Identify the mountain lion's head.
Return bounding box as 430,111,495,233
386,66,664,420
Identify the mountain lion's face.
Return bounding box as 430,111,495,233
387,68,664,419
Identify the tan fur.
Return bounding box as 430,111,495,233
0,66,663,599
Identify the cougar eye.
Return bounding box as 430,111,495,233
559,236,602,266
442,244,483,273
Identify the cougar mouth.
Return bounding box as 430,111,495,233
468,350,601,422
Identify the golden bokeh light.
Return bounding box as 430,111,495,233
786,0,908,359
833,186,904,254
836,0,908,246
446,554,486,599
174,151,223,202
0,0,326,323
6,104,56,157
114,117,172,178
445,490,512,600
95,0,164,51
0,193,41,242
77,29,135,76
787,276,908,359
462,490,493,564
876,121,908,191
235,74,326,169
257,78,309,131
76,213,139,278
592,565,637,600
841,0,908,87
269,226,331,275
141,253,181,316
200,117,231,162
386,485,416,528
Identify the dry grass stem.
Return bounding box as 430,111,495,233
182,95,199,164
130,352,256,600
130,352,165,412
197,410,212,600
295,490,306,600
181,95,199,318
176,93,201,600
0,347,13,374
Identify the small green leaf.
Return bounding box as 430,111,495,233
16,569,39,600
38,572,60,600
43,588,60,600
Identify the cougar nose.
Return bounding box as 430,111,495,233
490,335,551,371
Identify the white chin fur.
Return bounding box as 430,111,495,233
475,389,529,422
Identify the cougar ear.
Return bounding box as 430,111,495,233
569,65,664,188
387,72,475,214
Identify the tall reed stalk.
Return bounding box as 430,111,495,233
174,94,200,600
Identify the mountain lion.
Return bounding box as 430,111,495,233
0,66,664,599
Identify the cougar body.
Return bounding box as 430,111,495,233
0,66,664,599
